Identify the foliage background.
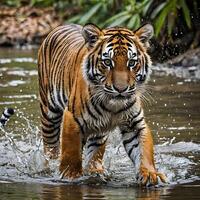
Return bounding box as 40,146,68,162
0,0,200,61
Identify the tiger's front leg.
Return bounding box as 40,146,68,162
121,111,166,186
84,134,108,175
59,108,83,179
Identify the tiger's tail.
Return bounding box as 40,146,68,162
0,108,14,127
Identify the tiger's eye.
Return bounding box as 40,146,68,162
104,59,112,66
129,59,136,67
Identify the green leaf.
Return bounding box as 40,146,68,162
167,10,177,36
154,9,168,37
103,11,129,26
127,14,138,29
151,2,167,19
79,3,102,24
67,15,82,23
109,14,131,27
127,14,140,29
154,0,177,37
136,0,151,12
134,14,140,29
142,0,153,16
179,0,191,28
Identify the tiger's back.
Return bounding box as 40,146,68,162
38,24,86,109
38,24,89,150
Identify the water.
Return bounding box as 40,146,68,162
0,48,200,199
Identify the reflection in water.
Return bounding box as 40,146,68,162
0,182,168,200
0,48,200,199
1,181,199,200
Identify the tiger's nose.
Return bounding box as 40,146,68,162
113,84,128,93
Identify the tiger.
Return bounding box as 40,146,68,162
0,108,14,127
37,23,166,186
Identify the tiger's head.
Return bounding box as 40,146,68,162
82,23,153,100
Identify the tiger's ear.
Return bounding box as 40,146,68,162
82,23,102,47
134,24,154,43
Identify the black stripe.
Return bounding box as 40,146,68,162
99,102,111,112
43,136,60,145
123,134,138,146
42,125,60,134
85,103,98,120
0,119,6,125
90,98,103,116
132,107,142,119
121,129,127,135
48,104,63,114
127,143,139,157
40,105,62,123
56,71,65,109
6,108,14,115
114,98,136,114
130,117,144,129
41,120,56,128
71,80,77,114
87,142,103,149
89,87,103,116
80,112,88,130
87,140,107,154
42,129,60,138
3,113,10,118
74,117,85,135
123,35,133,43
88,135,105,142
49,28,69,58
49,88,57,108
107,43,113,48
123,127,145,146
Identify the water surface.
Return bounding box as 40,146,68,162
0,48,199,199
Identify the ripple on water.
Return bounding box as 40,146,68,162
0,58,37,64
0,80,27,87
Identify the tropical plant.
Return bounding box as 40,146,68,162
66,0,195,41
67,0,151,29
0,0,197,40
152,0,191,37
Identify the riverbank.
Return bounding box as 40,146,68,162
0,6,61,47
152,48,200,80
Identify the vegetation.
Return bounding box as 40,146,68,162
1,0,199,60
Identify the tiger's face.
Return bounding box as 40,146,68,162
82,24,153,100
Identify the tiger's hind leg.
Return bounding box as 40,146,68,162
40,103,63,159
84,134,108,175
59,109,83,179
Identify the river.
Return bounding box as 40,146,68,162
0,48,199,199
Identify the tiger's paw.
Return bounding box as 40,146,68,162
60,167,83,180
137,167,167,186
84,162,104,175
59,162,83,180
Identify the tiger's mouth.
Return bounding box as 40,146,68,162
113,94,132,100
103,85,136,99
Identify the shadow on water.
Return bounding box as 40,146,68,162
0,48,200,199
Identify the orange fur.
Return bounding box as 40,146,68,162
60,109,82,179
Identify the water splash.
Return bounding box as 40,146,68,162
0,111,199,186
